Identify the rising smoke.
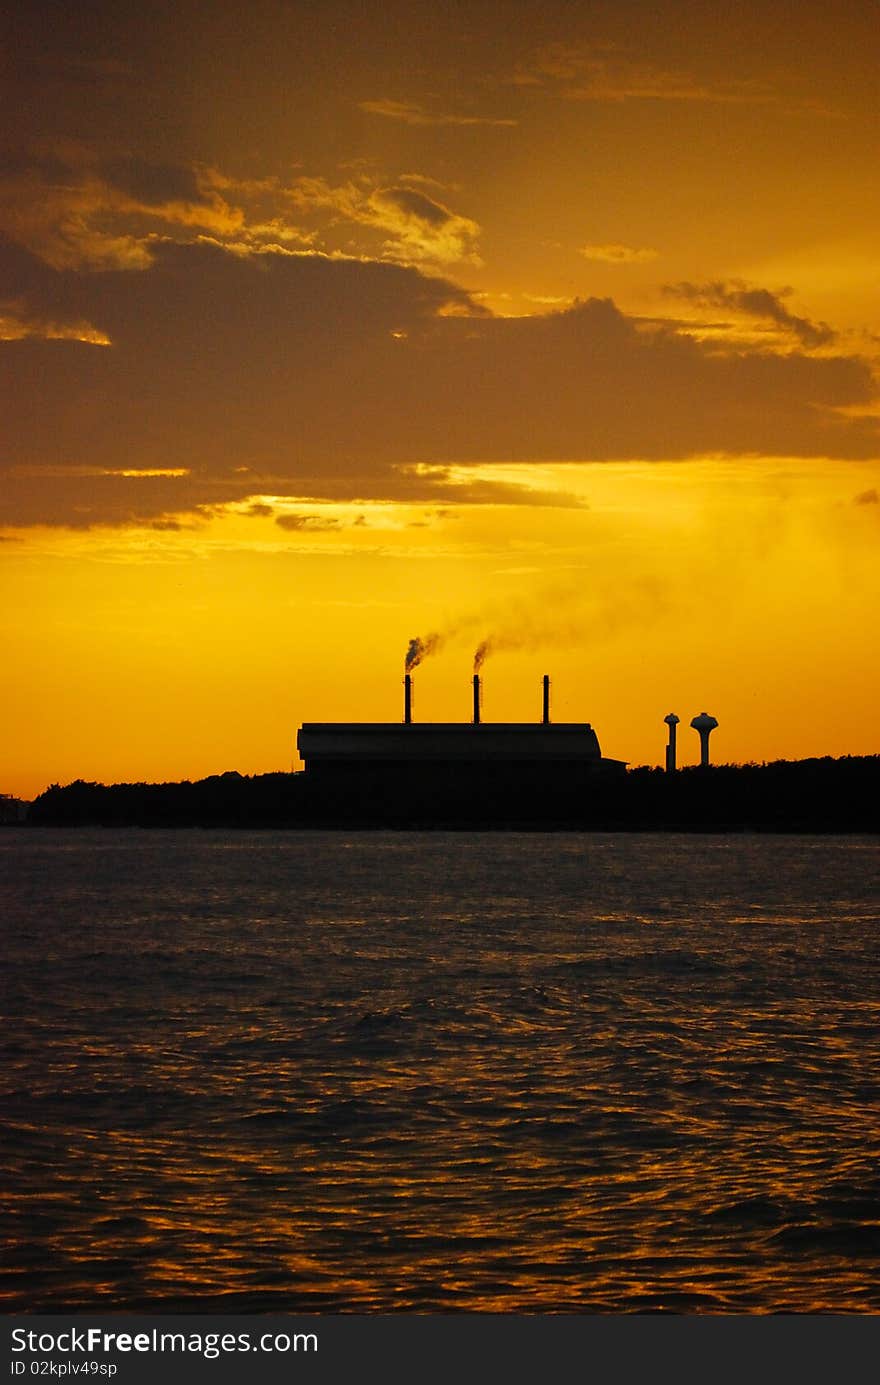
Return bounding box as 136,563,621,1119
407,573,676,678
404,632,443,672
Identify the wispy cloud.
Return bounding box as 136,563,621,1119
0,307,110,344
0,143,484,273
286,177,482,267
359,98,516,128
275,512,342,532
580,242,658,265
513,42,775,107
664,279,836,349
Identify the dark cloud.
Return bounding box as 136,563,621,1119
399,469,590,509
0,149,72,182
275,513,342,531
377,187,454,229
100,156,208,208
854,487,878,505
664,280,836,348
0,144,241,269
0,238,876,528
0,466,221,530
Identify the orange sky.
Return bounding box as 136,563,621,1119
1,0,878,799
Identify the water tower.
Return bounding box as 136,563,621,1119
664,713,680,772
690,712,718,767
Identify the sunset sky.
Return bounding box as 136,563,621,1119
2,0,879,798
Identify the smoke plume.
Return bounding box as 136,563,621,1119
405,632,443,672
411,572,677,678
473,640,491,672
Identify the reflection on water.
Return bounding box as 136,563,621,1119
2,830,879,1312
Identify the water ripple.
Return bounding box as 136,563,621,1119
1,829,879,1312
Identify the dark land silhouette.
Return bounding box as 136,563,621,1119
23,756,880,831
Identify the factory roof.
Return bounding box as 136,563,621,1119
297,722,607,763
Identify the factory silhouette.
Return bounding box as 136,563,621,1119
289,653,736,824
297,658,720,804
20,653,880,830
298,671,629,806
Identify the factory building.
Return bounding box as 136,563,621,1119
297,674,625,811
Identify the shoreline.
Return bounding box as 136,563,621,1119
16,755,880,834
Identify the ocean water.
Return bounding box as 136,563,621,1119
2,829,879,1314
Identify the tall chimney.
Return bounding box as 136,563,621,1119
404,673,413,725
542,674,551,725
472,673,481,725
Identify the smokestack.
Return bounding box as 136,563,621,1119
690,711,719,767
542,674,551,725
404,673,413,725
472,673,481,725
664,713,679,772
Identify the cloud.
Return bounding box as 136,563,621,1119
286,177,482,267
579,243,658,265
0,141,484,274
396,173,460,194
854,488,878,504
513,43,775,106
370,187,481,266
359,98,516,128
524,293,573,307
0,305,110,344
100,156,208,208
664,280,836,349
0,238,876,529
275,512,342,531
398,464,588,510
0,144,243,269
